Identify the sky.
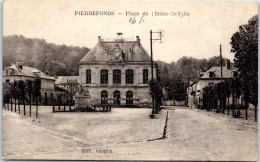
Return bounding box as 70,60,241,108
3,0,258,63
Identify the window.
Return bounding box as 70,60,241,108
113,69,121,84
5,79,9,83
126,69,134,84
100,69,108,84
45,93,48,105
86,69,91,84
143,69,148,84
50,93,53,103
209,72,215,78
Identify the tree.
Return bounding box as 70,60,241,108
10,81,18,112
3,83,11,110
149,79,163,114
3,35,90,76
176,56,199,83
18,80,26,115
160,65,169,87
25,80,33,116
167,79,186,101
250,75,258,121
233,78,242,116
202,86,210,110
230,15,258,121
208,56,226,69
33,79,41,118
224,80,232,115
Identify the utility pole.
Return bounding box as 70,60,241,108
150,30,155,118
149,30,164,119
219,44,223,113
220,44,223,82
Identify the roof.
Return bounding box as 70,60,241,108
201,66,238,79
55,86,68,92
55,76,79,84
80,36,151,63
3,64,54,80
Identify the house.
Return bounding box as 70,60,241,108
187,60,239,109
3,61,67,105
79,33,154,106
55,76,79,103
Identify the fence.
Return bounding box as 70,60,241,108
53,105,112,112
162,100,185,106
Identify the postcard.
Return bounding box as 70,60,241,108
2,0,258,160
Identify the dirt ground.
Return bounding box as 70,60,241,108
2,106,258,161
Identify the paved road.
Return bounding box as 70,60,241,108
166,107,258,161
2,107,258,160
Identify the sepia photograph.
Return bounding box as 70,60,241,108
2,0,258,161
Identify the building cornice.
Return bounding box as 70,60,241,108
199,78,236,81
79,61,153,65
3,75,55,81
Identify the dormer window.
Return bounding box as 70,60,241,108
209,72,215,78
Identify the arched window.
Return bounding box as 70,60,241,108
86,69,91,84
100,69,108,84
143,69,148,84
101,90,108,104
113,90,120,105
125,69,134,84
126,91,133,105
113,69,121,84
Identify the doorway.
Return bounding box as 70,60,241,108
113,90,120,105
126,91,133,105
101,90,108,104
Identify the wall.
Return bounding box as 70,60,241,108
79,64,152,86
87,86,151,105
3,75,67,106
3,75,55,90
163,100,185,106
79,63,153,105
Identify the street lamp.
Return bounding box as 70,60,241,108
149,29,164,119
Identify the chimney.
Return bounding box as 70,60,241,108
116,32,123,40
136,36,140,45
226,59,231,70
98,36,102,42
16,60,23,69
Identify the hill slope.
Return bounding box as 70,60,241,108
3,35,90,76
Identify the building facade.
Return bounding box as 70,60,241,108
187,61,239,109
55,76,79,94
55,76,79,104
79,33,153,106
3,63,67,105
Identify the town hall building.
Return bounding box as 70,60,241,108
79,33,153,106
